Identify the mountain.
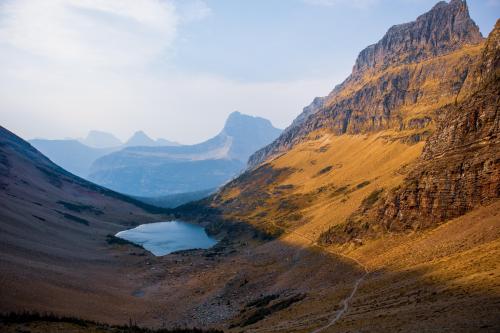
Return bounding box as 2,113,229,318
88,112,282,196
0,126,166,322
322,17,500,242
29,139,118,178
135,188,215,208
80,130,122,148
30,130,180,178
3,2,499,332
249,0,483,167
125,130,180,147
156,138,181,146
174,2,499,331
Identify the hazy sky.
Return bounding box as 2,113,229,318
0,0,498,144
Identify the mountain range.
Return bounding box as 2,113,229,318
80,130,123,148
124,130,180,148
1,1,499,332
31,112,281,197
176,1,500,330
30,130,179,178
88,111,282,197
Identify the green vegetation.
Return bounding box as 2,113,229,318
315,165,333,177
355,180,371,189
135,188,215,209
55,210,90,226
275,184,294,191
246,294,279,308
36,166,62,187
361,188,384,210
106,234,144,250
57,200,103,215
233,294,306,328
32,215,46,222
0,312,223,333
330,185,349,197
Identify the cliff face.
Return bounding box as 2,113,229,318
215,1,498,248
320,20,499,244
376,20,499,231
171,9,500,329
248,0,483,167
353,0,482,73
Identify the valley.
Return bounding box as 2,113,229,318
1,1,499,332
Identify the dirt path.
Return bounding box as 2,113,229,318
271,222,370,332
309,270,368,333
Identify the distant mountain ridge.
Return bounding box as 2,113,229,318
88,112,282,196
125,130,180,147
0,125,166,321
29,139,117,178
80,130,122,148
30,130,180,178
79,129,180,148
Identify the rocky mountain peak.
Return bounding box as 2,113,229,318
353,0,482,74
81,130,122,148
247,1,485,168
222,111,279,138
125,130,156,147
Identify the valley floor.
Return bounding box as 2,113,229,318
2,201,499,332
1,127,498,332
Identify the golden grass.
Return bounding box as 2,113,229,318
266,131,424,240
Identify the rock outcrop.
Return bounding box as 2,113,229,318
353,0,482,74
320,20,499,244
248,0,483,168
377,20,499,231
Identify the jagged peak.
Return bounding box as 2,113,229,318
125,130,156,146
247,1,486,169
223,111,278,136
353,0,482,74
458,19,500,100
82,130,122,148
128,130,151,140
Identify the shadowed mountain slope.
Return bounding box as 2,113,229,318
2,2,499,332
0,125,168,320
29,139,118,178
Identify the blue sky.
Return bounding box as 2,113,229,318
173,0,498,82
0,0,498,144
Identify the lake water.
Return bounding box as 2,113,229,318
115,221,217,256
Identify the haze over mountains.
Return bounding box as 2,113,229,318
124,130,180,148
31,112,280,195
88,112,282,197
30,130,180,178
1,1,499,332
28,139,117,179
80,130,123,148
